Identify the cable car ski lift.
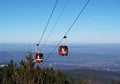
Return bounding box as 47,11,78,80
34,52,43,63
58,36,68,56
34,44,44,63
58,45,68,56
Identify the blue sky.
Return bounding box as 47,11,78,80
0,0,120,44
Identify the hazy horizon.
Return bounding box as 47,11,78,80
0,43,120,72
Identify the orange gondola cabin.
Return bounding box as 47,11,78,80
34,52,43,63
58,45,68,56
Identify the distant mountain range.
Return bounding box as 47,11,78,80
0,43,120,72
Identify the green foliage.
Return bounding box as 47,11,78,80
64,69,120,84
112,80,120,84
69,75,75,84
0,53,70,84
78,79,86,84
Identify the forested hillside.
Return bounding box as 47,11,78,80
0,53,120,84
64,69,120,84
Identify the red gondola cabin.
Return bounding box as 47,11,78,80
34,52,43,63
58,45,68,56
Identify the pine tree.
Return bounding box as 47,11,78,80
54,70,67,84
78,79,86,84
112,80,120,84
69,75,75,84
2,60,16,84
